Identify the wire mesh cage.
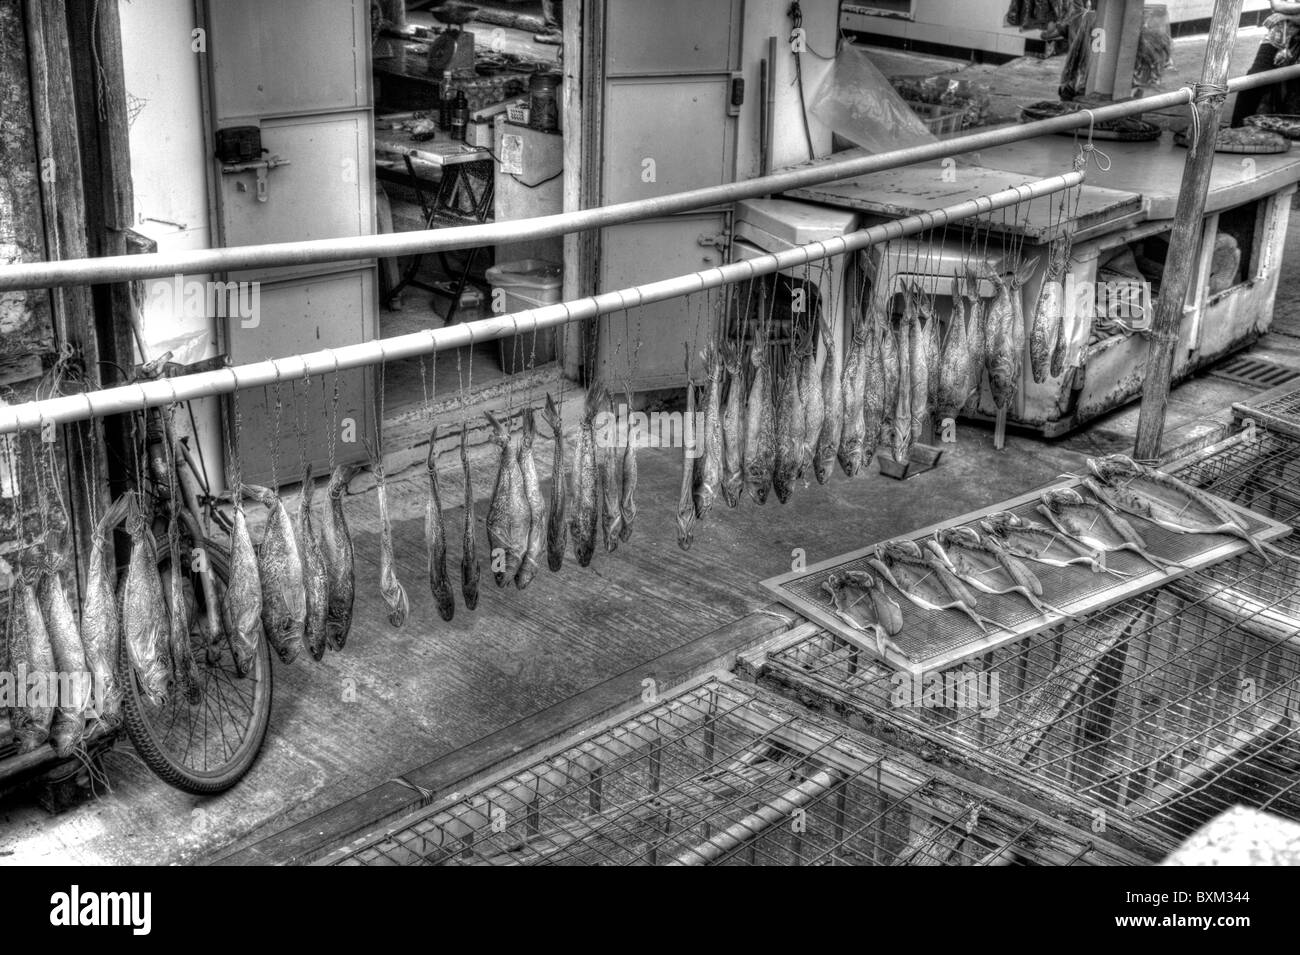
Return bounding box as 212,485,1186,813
757,430,1300,855
1233,381,1300,441
324,677,1140,866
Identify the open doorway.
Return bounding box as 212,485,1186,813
369,1,567,428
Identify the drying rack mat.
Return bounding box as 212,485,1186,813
761,479,1292,675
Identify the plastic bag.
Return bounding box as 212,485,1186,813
810,43,936,154
1058,6,1095,101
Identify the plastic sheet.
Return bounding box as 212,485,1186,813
810,44,936,154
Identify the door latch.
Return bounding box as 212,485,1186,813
698,232,730,253
728,71,744,117
222,155,291,203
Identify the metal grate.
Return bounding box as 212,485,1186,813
762,481,1288,674
322,678,1142,866
1233,381,1300,440
760,430,1300,855
1209,356,1300,390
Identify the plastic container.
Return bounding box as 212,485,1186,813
529,72,561,132
485,259,563,370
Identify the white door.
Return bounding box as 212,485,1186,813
596,0,743,389
203,0,376,485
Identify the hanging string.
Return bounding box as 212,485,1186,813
1076,109,1114,172
1185,82,1229,152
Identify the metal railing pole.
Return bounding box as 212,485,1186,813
0,172,1083,435
0,66,1294,291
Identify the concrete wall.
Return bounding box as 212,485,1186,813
119,0,224,491
737,0,839,179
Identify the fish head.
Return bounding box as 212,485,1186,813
980,511,1023,537
879,538,924,563
1088,454,1143,484
939,525,982,549
1041,487,1085,511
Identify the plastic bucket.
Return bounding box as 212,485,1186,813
486,259,563,370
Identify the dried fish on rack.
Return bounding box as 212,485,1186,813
871,540,1009,634
798,325,824,481
677,378,698,550
962,267,987,408
721,346,745,504
322,466,357,650
743,341,775,504
696,346,725,517
772,334,807,503
837,311,871,477
518,409,549,586
299,470,330,661
920,289,941,427
122,499,173,700
891,297,913,464
6,570,55,752
82,494,130,723
927,526,1072,619
163,529,203,703
461,430,482,609
247,484,309,657
541,394,568,570
1037,487,1183,572
985,257,1038,448
981,511,1122,576
426,429,457,616
907,285,930,446
1085,454,1272,559
935,274,974,422
619,384,638,539
812,318,841,485
570,391,600,566
486,411,531,586
226,489,264,671
821,569,903,658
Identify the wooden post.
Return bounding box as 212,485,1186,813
1133,0,1243,462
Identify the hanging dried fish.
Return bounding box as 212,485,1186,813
368,456,409,628
720,346,745,505
962,267,987,405
518,409,549,587
298,471,330,661
570,390,600,567
163,530,203,703
421,428,457,615
246,484,309,657
599,390,623,552
798,324,824,481
696,346,724,518
541,394,568,571
122,500,172,703
935,274,974,421
6,571,55,752
226,490,264,672
813,317,841,485
460,429,482,609
907,284,930,446
39,558,90,754
321,466,357,650
677,378,698,550
743,341,775,504
891,295,913,464
619,383,638,539
837,312,870,477
878,306,901,454
1030,239,1068,384
772,333,807,503
986,257,1039,447
81,494,130,724
920,290,941,419
486,411,531,585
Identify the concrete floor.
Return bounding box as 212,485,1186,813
5,32,1300,867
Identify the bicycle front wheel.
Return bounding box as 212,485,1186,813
120,535,273,795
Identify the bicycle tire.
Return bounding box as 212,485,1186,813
120,535,273,795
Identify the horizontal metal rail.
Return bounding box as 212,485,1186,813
0,172,1082,434
1,66,1296,292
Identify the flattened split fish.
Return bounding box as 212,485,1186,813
928,526,1073,619
518,408,549,586
871,540,1008,635
426,429,457,618
821,569,904,659
721,346,746,505
299,469,330,661
247,484,308,659
743,341,775,504
981,510,1122,576
1038,487,1183,572
82,494,130,724
122,498,172,702
460,429,481,609
486,411,531,586
541,394,568,571
321,466,357,650
226,487,264,672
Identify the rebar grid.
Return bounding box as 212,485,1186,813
764,432,1300,853
327,680,1127,866
1236,385,1300,440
